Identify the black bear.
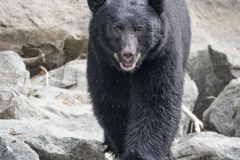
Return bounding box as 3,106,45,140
87,0,191,159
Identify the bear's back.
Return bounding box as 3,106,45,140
165,0,191,69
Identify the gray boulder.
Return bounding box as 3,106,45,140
0,51,30,90
0,136,39,160
203,78,240,137
172,132,240,160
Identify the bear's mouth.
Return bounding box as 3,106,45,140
114,53,141,72
120,62,136,71
119,54,141,72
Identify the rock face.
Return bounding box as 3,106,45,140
0,0,91,69
172,132,240,160
0,51,30,90
185,0,240,120
203,79,240,137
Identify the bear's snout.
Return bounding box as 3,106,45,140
117,34,140,71
120,33,139,62
121,51,135,63
118,53,141,72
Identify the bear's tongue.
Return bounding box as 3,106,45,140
123,63,134,68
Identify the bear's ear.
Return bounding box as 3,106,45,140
87,0,106,13
148,0,164,15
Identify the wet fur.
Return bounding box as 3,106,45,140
87,0,191,159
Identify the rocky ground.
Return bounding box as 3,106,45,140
0,0,240,160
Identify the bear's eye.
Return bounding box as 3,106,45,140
134,25,143,32
114,26,121,33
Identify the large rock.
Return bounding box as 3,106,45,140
0,0,91,68
172,132,240,160
0,51,30,90
203,79,240,137
185,0,240,120
178,73,198,137
0,136,39,160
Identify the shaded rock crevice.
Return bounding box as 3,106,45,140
187,45,236,121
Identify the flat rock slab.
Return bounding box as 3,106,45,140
172,132,240,160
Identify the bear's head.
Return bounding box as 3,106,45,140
88,0,165,72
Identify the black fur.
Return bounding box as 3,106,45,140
87,0,191,159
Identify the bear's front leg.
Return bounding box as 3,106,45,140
87,60,131,157
121,59,184,160
121,101,180,160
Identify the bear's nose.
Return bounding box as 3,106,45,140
122,52,134,63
